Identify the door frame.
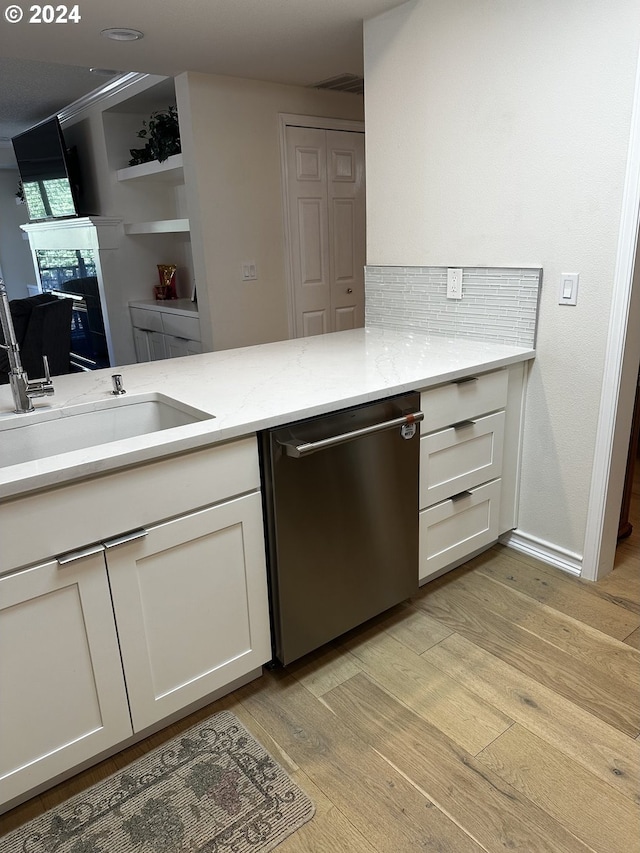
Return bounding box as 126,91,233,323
279,114,365,339
582,48,640,580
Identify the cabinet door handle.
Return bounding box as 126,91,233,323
57,543,105,565
453,376,478,384
452,419,476,430
103,528,148,549
451,490,472,502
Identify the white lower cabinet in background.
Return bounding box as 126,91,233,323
129,300,202,363
0,553,132,805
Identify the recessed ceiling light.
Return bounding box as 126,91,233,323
100,28,144,41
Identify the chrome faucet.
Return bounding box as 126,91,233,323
0,279,55,413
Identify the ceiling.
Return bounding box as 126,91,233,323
0,0,405,161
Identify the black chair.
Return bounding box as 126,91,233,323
0,294,73,385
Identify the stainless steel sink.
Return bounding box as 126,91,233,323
0,392,214,468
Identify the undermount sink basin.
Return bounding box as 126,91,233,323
0,393,215,468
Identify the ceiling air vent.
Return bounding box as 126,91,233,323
312,74,364,95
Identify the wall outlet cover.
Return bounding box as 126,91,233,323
447,268,463,300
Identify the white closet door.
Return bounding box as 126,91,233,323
285,125,365,337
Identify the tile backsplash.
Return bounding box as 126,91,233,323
365,266,542,348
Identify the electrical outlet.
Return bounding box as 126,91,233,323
447,268,463,300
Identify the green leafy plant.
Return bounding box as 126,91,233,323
129,105,181,166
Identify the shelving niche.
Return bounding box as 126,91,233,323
99,79,197,363
116,154,190,235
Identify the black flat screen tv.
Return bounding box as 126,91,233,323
12,117,83,222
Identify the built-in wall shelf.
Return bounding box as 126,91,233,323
124,218,190,235
116,154,184,184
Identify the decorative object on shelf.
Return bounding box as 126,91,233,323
129,105,181,166
156,263,178,300
1,710,315,853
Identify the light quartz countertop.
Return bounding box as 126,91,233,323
0,327,535,500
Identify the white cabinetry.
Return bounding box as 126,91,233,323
0,553,132,805
130,300,201,362
107,493,270,732
418,366,524,584
0,437,271,812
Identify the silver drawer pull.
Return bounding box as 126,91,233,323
58,543,105,565
453,376,478,385
452,420,476,430
451,490,472,502
103,528,148,549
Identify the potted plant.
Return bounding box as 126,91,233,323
129,105,181,166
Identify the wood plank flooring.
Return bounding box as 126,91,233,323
2,477,639,851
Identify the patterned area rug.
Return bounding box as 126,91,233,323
3,710,314,853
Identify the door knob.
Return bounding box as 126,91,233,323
347,288,353,294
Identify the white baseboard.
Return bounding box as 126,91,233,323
500,529,583,577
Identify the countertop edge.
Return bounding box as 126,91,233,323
0,333,535,502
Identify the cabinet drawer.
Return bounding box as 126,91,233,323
162,313,200,341
0,437,260,574
130,306,163,333
420,369,508,433
419,411,505,508
419,479,501,584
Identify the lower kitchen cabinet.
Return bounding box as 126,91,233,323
130,300,202,363
418,363,526,584
0,437,272,812
0,553,133,806
105,492,271,732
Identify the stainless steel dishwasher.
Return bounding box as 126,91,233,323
260,392,423,665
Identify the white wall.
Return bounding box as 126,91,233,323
0,169,37,299
364,0,640,560
176,72,364,351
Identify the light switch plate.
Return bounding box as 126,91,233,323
559,272,579,305
241,262,257,281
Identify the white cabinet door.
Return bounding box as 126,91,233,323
106,493,271,732
132,327,167,362
132,325,152,362
165,335,202,358
0,555,132,806
148,330,167,361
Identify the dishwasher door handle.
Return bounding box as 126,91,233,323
280,410,424,457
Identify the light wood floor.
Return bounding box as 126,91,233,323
2,475,639,851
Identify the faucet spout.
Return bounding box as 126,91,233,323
0,279,55,414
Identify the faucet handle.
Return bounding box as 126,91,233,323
25,354,55,399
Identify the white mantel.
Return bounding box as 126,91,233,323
20,216,122,250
